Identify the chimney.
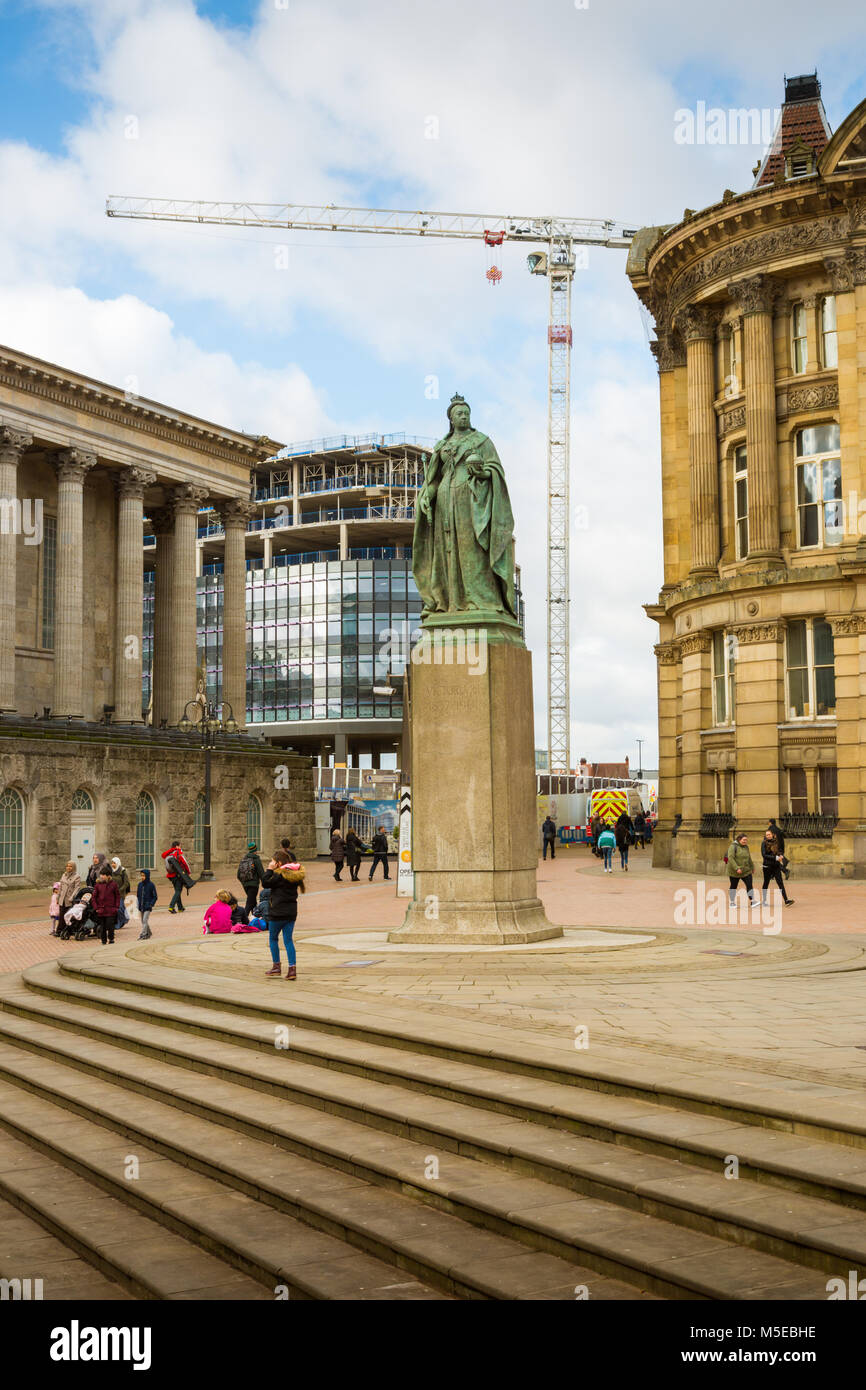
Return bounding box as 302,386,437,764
753,71,832,188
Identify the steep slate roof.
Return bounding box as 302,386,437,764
754,72,832,187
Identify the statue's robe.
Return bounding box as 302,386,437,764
413,428,516,618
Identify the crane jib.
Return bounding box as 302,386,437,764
104,193,639,773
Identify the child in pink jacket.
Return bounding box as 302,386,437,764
203,891,234,935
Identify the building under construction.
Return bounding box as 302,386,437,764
144,432,430,767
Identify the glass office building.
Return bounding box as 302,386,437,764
143,431,523,764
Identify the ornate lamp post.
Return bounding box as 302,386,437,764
177,679,238,880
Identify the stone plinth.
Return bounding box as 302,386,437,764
388,629,562,945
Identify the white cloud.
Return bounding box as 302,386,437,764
3,0,865,762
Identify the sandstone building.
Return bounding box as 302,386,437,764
0,344,315,887
628,75,866,877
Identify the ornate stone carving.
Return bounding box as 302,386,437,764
675,303,719,342
217,498,257,527
847,196,866,233
54,448,98,483
824,255,855,293
851,248,866,285
678,633,712,656
667,214,848,315
0,424,33,460
719,404,746,435
827,614,866,636
169,483,209,515
115,466,157,500
787,382,839,412
650,333,686,371
730,621,784,644
728,274,780,317
146,506,174,536
706,748,737,771
654,642,682,665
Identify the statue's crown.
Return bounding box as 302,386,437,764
449,393,468,411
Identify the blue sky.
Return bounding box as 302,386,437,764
2,0,866,762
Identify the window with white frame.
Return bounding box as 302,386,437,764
821,295,837,369
712,630,736,726
795,425,842,548
787,767,809,814
786,618,836,719
791,302,808,374
733,446,748,559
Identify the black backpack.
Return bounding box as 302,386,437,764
238,854,257,885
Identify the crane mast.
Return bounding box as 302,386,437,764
106,196,635,773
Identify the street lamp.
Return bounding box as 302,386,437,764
176,679,238,880
636,739,644,781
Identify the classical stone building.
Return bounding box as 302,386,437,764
628,75,866,877
0,343,316,887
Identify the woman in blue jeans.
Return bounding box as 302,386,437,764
597,825,616,873
261,850,306,981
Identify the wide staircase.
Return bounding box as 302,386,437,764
1,950,865,1301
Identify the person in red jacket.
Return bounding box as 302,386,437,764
161,839,191,914
91,870,121,945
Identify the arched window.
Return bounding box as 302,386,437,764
194,793,206,856
0,788,24,876
71,788,93,813
247,794,262,848
135,792,155,870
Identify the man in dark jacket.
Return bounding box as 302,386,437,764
137,869,157,940
368,826,390,881
767,819,790,878
238,841,265,919
542,816,557,860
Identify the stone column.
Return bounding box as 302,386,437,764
676,305,719,576
828,614,865,833
149,507,174,728
168,485,207,726
217,500,254,728
652,638,682,868
678,631,713,861
53,449,97,718
731,621,785,828
114,467,156,724
651,330,688,588
0,425,32,711
730,275,781,562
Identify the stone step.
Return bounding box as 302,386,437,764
53,954,866,1149
0,1191,132,1301
0,1020,830,1298
18,963,866,1212
3,978,866,1277
0,1066,646,1302
0,1082,447,1303
0,1125,271,1300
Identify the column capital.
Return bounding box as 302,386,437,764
727,274,781,317
54,448,98,483
115,466,157,501
147,506,175,536
0,424,33,461
827,614,866,637
674,303,719,342
729,621,785,644
823,254,855,294
654,641,682,666
650,332,686,371
217,497,257,527
169,483,209,517
679,632,712,657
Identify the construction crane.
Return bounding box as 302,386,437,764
105,196,636,773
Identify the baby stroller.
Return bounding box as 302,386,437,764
59,888,97,941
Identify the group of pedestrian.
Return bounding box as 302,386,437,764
726,820,794,908
594,812,636,873
49,851,153,945
329,826,392,882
